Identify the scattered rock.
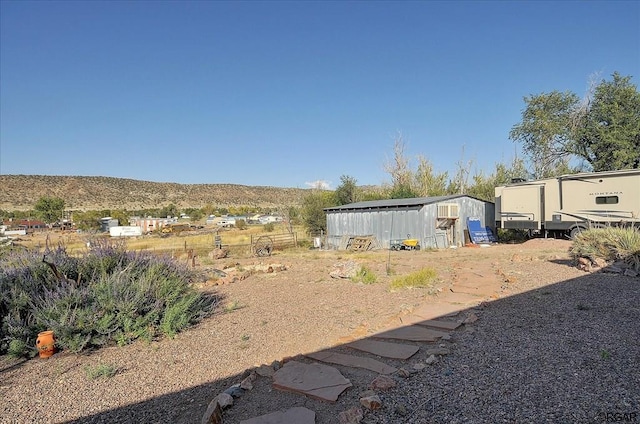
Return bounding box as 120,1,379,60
224,385,245,398
338,406,364,424
603,265,623,274
425,354,438,365
395,403,408,416
397,368,411,378
463,313,479,324
240,372,257,390
214,392,234,409
577,257,592,272
412,363,426,371
271,360,282,370
593,257,608,268
255,364,275,377
360,395,382,410
201,399,223,424
425,347,450,356
359,389,376,398
330,260,359,279
369,375,396,390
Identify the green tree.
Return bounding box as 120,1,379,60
160,204,179,218
109,210,130,227
34,197,65,224
510,73,640,176
184,208,204,222
301,190,336,234
334,175,359,205
73,210,103,231
578,73,640,170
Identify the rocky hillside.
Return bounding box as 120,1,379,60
0,175,310,211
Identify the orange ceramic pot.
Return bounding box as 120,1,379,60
36,330,56,358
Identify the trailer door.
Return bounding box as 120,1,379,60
499,184,543,230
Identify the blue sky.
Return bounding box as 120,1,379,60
1,1,638,189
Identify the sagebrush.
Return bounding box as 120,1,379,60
0,240,218,357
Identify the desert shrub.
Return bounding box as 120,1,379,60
235,219,247,230
263,222,275,232
570,227,640,270
85,363,118,380
297,239,313,249
390,267,438,290
496,228,528,243
351,265,377,284
0,241,218,356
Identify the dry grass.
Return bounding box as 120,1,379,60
20,224,307,259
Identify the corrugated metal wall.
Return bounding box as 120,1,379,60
326,197,495,250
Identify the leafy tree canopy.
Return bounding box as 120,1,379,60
510,72,640,177
300,190,336,234
34,196,65,224
334,175,359,206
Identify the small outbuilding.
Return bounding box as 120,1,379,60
324,195,495,250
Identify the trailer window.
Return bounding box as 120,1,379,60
596,196,618,204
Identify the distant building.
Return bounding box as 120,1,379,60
129,217,178,233
99,217,119,232
324,195,495,249
2,219,47,233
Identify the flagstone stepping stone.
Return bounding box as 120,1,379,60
410,302,466,320
239,406,316,424
272,360,352,402
372,325,449,342
306,350,398,375
440,291,485,305
414,319,462,331
346,339,419,360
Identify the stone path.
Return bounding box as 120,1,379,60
203,259,506,424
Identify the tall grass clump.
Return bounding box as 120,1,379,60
390,267,438,290
0,241,217,357
570,227,640,271
350,265,377,284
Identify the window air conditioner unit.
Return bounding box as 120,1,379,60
437,203,459,219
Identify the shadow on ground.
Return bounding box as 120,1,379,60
57,270,640,424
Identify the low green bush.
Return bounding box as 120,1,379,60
351,265,377,284
0,242,218,357
85,363,118,380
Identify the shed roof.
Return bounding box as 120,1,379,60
324,194,492,212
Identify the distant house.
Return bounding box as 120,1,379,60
129,217,178,233
258,215,283,224
324,195,495,249
2,219,48,232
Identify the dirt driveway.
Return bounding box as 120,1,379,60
4,238,637,424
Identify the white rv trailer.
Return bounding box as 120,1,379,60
495,169,640,238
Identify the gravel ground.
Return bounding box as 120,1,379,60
1,239,638,424
365,272,640,424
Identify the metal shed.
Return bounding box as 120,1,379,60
324,195,495,249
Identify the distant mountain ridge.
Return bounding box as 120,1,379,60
0,175,310,211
